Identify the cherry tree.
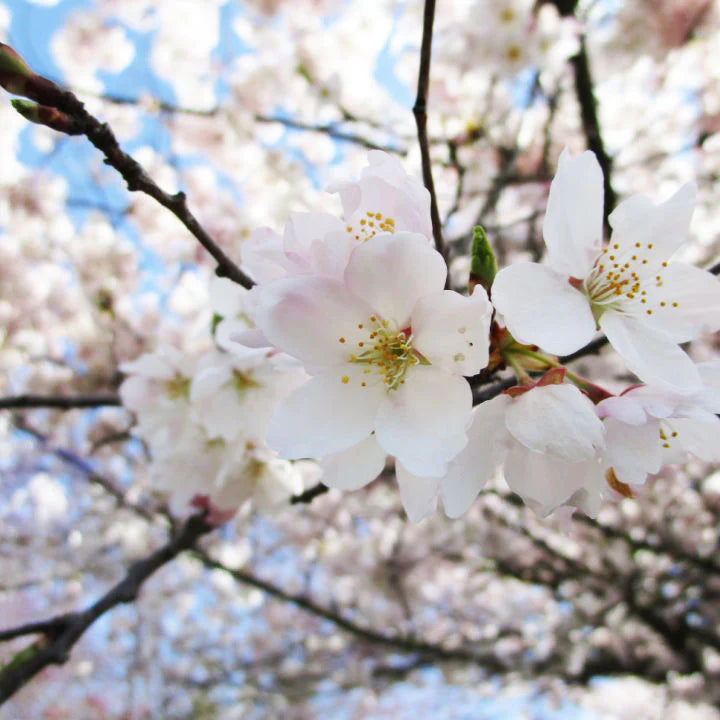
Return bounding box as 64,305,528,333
2,0,720,717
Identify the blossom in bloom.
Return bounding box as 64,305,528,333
385,372,607,520
119,340,309,520
492,149,720,390
596,361,720,483
255,232,493,478
240,151,431,286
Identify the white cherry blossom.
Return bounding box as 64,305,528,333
256,232,492,477
391,374,607,520
492,149,720,391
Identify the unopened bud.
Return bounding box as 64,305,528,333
469,225,497,294
0,43,33,95
0,43,64,106
11,99,81,135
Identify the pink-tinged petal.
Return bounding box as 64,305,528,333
222,324,269,351
411,286,492,376
641,262,720,342
596,395,648,425
266,371,385,459
307,231,357,280
253,276,373,371
329,151,432,240
320,436,387,491
604,418,662,486
283,211,345,257
492,262,596,354
543,149,604,278
375,366,471,477
344,232,446,326
506,384,605,462
395,463,440,522
609,183,696,264
599,311,702,391
241,227,297,283
669,417,720,462
440,396,512,518
504,446,600,513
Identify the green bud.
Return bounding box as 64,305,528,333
0,43,34,95
469,225,497,294
11,98,81,135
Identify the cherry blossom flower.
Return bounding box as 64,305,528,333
596,361,720,481
492,149,720,390
255,232,492,477
384,372,607,521
240,151,432,286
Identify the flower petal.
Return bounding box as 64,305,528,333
253,275,373,371
668,417,720,462
320,435,387,491
411,286,492,376
506,384,605,462
395,462,440,522
641,262,720,342
375,366,471,477
441,395,512,518
492,263,596,354
266,371,385,459
543,148,604,278
599,311,702,391
344,232,446,327
609,183,696,264
283,211,345,257
504,446,600,513
604,418,662,486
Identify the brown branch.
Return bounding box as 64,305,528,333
0,513,213,705
413,0,447,267
42,86,254,289
0,393,121,410
290,482,330,505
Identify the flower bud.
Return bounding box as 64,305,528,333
11,99,81,135
469,225,497,294
0,43,64,106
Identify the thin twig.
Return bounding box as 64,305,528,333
0,393,121,410
290,483,330,505
46,88,254,289
413,0,447,266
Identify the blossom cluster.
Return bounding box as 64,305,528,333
119,278,315,522
120,150,720,524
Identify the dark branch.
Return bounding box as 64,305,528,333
545,1,616,225
290,482,330,505
0,513,213,705
413,0,447,266
45,88,254,289
0,393,121,410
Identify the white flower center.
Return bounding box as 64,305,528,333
583,241,679,321
346,211,396,243
337,314,426,390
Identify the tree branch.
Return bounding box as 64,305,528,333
43,86,254,289
0,393,121,410
0,513,213,705
413,0,447,266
